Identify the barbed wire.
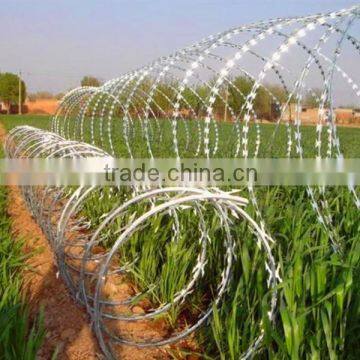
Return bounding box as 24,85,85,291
5,4,360,359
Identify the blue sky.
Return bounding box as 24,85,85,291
0,0,359,93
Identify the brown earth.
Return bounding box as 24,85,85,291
0,123,198,359
0,123,102,359
6,185,103,359
25,99,59,115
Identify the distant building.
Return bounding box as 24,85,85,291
0,101,9,113
283,103,360,125
0,101,27,114
335,108,360,124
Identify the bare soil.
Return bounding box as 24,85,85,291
25,99,59,115
0,123,102,359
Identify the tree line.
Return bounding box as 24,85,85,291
111,76,320,121
0,72,322,118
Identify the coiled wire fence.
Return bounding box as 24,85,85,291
5,5,360,359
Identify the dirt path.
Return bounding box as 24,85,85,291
0,123,102,359
7,186,103,359
0,123,175,359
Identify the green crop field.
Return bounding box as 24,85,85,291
2,114,360,157
0,138,45,359
0,115,51,132
1,114,360,359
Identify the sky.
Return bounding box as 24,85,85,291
0,0,359,94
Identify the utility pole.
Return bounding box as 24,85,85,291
18,70,22,115
224,84,229,122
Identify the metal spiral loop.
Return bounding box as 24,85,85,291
5,5,360,358
6,126,278,358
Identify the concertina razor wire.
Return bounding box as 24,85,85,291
5,4,360,359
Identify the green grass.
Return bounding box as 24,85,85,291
1,114,359,359
0,141,45,359
51,114,360,157
80,186,360,359
1,114,360,157
206,187,360,359
0,114,51,132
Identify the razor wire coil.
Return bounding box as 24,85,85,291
5,4,360,359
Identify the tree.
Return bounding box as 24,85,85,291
304,88,322,108
28,91,54,101
55,92,65,100
81,76,101,87
228,76,254,115
152,80,177,116
182,84,209,116
0,72,26,114
225,76,273,120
